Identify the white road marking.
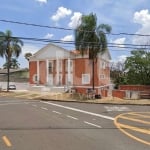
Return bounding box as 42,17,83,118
32,104,37,107
104,106,131,112
0,100,28,103
52,111,62,115
67,115,78,120
0,103,26,106
41,107,48,110
41,101,114,120
84,121,102,128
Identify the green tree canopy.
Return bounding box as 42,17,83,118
24,52,32,61
125,50,150,85
75,13,111,59
3,58,20,69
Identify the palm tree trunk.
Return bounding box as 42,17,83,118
92,58,95,90
7,59,10,92
6,41,10,92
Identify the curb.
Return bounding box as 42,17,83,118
41,98,150,106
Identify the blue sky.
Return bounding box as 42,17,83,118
0,0,150,68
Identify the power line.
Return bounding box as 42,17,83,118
0,19,72,31
1,19,150,37
1,35,149,47
21,41,136,51
0,35,149,50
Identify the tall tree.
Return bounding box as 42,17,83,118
0,30,23,91
125,50,150,85
75,13,111,90
24,52,32,61
110,61,127,88
3,58,20,69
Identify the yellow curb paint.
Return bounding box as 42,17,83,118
114,112,150,146
2,136,12,147
117,123,150,134
130,112,150,118
119,115,150,125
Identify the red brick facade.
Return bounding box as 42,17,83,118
119,85,150,91
29,44,111,95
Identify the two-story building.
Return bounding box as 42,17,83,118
29,43,111,95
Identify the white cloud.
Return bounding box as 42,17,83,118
112,37,126,48
61,35,74,41
133,9,150,44
35,0,48,4
68,12,82,29
44,33,54,39
51,6,72,22
134,9,150,25
22,44,40,55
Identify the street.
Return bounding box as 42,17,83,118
0,97,149,150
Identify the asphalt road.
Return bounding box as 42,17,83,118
0,97,149,150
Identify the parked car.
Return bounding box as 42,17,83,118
9,85,16,90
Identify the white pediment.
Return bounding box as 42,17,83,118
30,43,70,61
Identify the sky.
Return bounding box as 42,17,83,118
0,0,150,68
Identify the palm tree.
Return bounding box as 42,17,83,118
0,30,23,91
3,58,20,69
75,13,111,90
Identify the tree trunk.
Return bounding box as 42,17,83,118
7,60,10,92
7,41,10,92
92,58,95,90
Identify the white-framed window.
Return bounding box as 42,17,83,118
66,73,73,85
59,60,62,72
65,59,73,72
58,74,62,85
100,74,105,79
48,61,53,74
82,74,90,84
100,61,105,69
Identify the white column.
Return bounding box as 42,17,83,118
68,58,71,84
37,60,39,84
46,59,49,84
56,58,59,85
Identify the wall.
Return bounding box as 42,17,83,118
29,61,37,84
39,61,46,84
73,58,100,86
112,90,126,99
119,85,150,91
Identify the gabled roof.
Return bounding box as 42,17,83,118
34,43,69,56
29,43,71,60
29,43,111,61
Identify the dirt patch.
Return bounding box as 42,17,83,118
0,91,150,105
